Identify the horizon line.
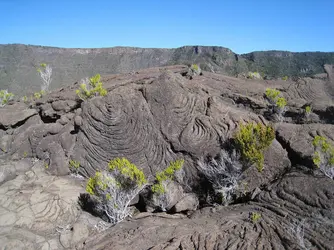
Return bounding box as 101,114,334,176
1,43,334,54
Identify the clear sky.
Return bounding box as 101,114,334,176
1,0,333,54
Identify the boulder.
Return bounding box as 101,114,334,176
0,103,37,128
144,181,185,212
172,193,199,212
59,222,89,248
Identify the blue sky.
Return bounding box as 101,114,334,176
1,0,333,54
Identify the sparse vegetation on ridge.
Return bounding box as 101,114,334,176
265,88,287,120
33,90,45,99
76,74,107,100
0,89,14,107
189,63,202,76
1,45,334,94
0,63,50,106
265,88,280,101
247,71,262,79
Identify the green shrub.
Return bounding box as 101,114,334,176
69,159,80,169
234,122,275,172
69,159,81,175
33,90,45,100
282,76,288,81
265,88,281,102
313,136,333,157
0,90,14,107
313,151,322,167
149,159,184,211
304,106,312,120
191,64,199,71
189,64,202,76
265,88,287,119
250,212,261,223
312,136,334,179
76,74,107,100
85,157,147,224
108,157,147,187
247,72,261,79
86,157,147,196
151,159,184,194
305,106,311,114
313,135,334,167
276,97,287,109
34,92,41,99
86,171,110,195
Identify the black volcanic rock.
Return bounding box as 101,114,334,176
0,65,333,249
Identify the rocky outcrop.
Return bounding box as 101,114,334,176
0,103,37,129
0,65,333,249
82,173,334,250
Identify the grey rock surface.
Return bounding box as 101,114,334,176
83,173,334,250
172,193,199,212
0,65,333,249
0,103,37,128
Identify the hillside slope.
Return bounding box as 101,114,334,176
241,50,334,77
1,44,334,94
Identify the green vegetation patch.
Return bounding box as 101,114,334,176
234,122,275,172
0,90,14,107
76,74,107,100
250,212,261,223
265,88,287,112
151,159,184,194
312,136,334,168
108,157,147,187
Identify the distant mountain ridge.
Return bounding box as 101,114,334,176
1,44,334,94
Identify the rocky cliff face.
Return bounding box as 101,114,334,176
1,44,334,94
0,65,333,249
241,50,334,78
